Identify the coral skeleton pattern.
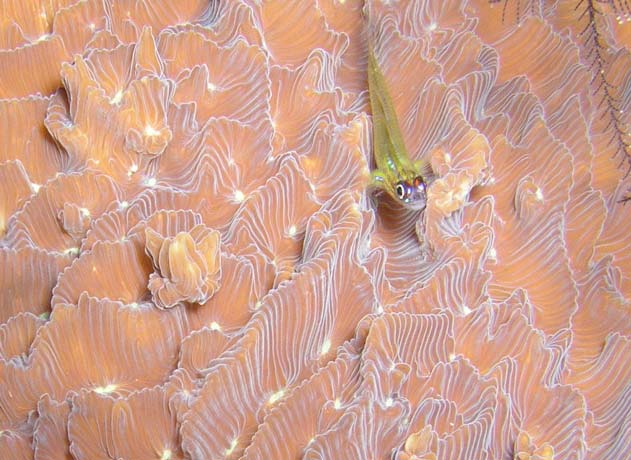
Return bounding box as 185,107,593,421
0,1,630,460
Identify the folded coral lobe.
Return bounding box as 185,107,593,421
145,225,222,309
1,1,631,459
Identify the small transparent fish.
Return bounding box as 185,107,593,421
367,44,433,210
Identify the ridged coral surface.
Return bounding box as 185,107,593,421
1,0,631,459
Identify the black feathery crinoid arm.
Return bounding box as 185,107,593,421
489,0,631,177
487,0,543,24
619,186,631,203
577,0,631,176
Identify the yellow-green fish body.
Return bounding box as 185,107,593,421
368,44,433,210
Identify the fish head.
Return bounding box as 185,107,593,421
393,174,428,210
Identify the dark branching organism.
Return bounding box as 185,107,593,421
489,0,631,192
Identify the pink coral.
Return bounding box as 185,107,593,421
1,0,631,459
145,225,222,308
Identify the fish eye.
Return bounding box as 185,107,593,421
395,182,406,199
414,176,425,190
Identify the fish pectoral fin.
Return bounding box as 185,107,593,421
414,159,435,183
370,169,389,190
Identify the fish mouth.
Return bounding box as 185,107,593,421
402,197,427,211
400,188,428,210
406,203,427,211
